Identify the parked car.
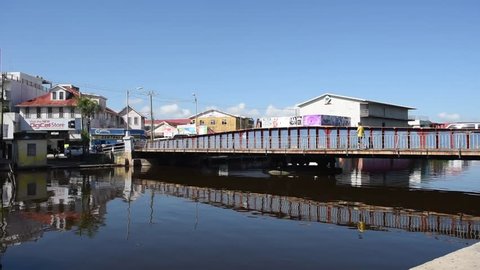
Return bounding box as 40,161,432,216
65,146,83,157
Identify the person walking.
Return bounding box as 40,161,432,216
357,122,365,149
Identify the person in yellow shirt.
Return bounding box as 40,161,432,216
357,122,365,148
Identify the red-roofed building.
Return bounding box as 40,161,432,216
146,118,192,138
16,84,123,152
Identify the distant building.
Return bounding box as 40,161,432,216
145,119,191,138
190,109,254,133
296,93,415,127
118,106,145,130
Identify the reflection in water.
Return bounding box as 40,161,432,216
0,168,127,256
337,158,480,192
0,159,479,268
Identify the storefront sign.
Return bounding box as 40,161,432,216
27,119,74,131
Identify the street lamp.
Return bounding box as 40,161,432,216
126,87,143,135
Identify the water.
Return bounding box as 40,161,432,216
1,159,480,269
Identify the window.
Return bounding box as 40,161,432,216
48,107,53,118
128,117,131,125
27,183,37,196
199,120,205,125
27,143,36,156
52,92,57,100
59,91,64,100
70,108,75,118
222,119,227,125
59,107,64,118
210,119,216,125
134,117,138,125
36,107,41,118
25,107,31,118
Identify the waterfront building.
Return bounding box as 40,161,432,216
1,72,52,159
16,84,120,153
190,109,254,133
13,131,48,169
118,106,146,131
296,93,415,127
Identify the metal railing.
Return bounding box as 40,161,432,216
144,127,480,153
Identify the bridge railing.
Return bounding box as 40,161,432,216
145,127,480,151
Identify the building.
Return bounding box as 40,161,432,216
1,72,52,159
118,106,145,131
1,72,52,113
190,109,254,133
145,119,191,138
15,84,121,153
296,93,414,127
81,92,122,128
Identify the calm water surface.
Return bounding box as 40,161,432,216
1,158,480,269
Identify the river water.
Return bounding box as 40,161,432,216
1,158,480,269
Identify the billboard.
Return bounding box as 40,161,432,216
177,124,197,135
260,115,351,128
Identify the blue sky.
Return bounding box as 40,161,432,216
1,0,479,122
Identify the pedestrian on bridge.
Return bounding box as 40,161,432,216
357,122,365,149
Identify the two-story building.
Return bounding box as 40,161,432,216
296,93,415,127
190,109,254,133
118,106,146,131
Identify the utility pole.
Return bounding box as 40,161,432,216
192,92,198,134
146,90,155,142
0,73,5,158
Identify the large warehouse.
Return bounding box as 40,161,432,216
296,93,415,127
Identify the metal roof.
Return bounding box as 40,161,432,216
296,93,416,110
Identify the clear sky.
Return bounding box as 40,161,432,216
1,0,479,122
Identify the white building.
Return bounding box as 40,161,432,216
296,93,415,127
1,72,52,112
1,72,52,158
118,106,145,130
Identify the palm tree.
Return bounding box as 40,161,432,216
77,96,101,131
76,96,101,154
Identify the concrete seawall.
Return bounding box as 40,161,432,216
411,242,480,269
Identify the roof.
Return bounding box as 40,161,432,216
118,106,146,118
105,107,118,115
296,93,415,110
189,109,248,119
146,119,191,126
16,85,80,107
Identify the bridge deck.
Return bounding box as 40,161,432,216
138,127,480,159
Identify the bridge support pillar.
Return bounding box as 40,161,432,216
123,133,134,167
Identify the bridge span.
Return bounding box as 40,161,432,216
139,127,480,160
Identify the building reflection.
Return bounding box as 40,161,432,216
0,168,129,254
338,158,476,189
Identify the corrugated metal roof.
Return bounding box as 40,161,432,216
296,93,415,109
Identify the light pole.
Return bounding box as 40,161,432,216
125,87,143,135
192,92,198,134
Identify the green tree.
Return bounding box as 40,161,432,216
76,96,101,153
